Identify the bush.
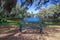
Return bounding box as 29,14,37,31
0,18,7,24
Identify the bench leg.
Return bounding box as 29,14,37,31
19,26,22,32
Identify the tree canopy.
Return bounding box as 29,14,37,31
0,0,60,13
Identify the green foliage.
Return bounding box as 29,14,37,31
38,4,60,19
0,4,30,24
0,6,7,23
8,5,30,20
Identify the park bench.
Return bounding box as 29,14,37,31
19,17,43,33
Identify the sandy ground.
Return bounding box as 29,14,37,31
0,25,60,40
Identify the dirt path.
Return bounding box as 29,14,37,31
0,25,60,40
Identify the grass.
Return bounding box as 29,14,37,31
44,22,60,25
0,21,20,26
0,20,60,26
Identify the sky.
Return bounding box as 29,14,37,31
17,0,60,14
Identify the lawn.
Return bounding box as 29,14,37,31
44,22,60,25
0,20,20,26
0,20,60,27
